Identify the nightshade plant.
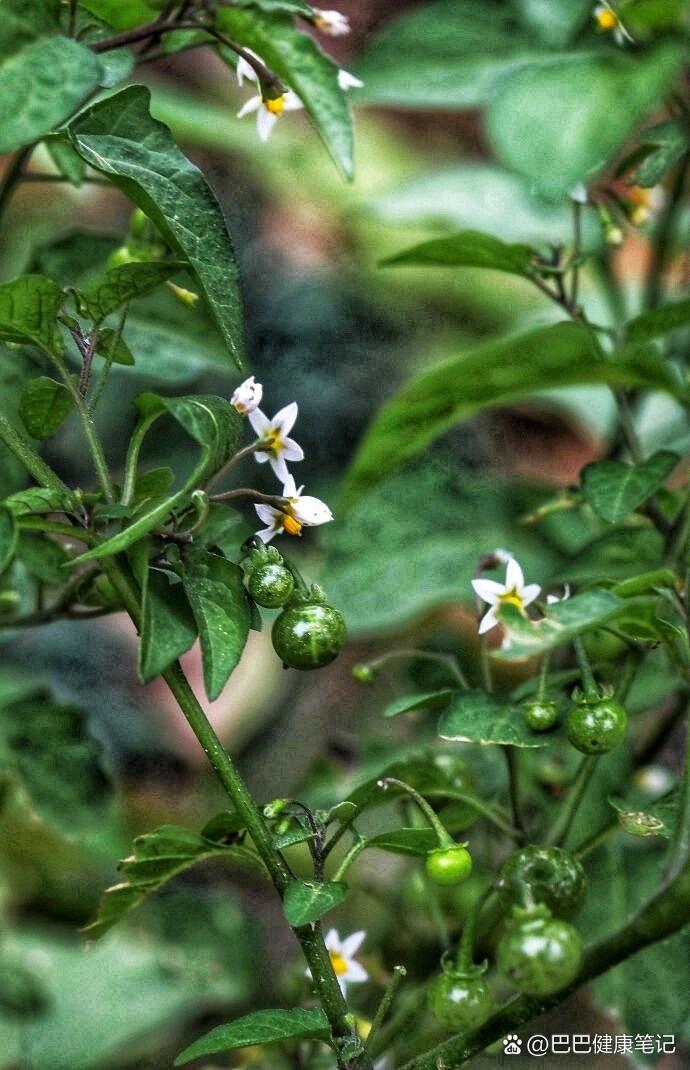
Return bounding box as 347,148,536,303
1,1,690,1068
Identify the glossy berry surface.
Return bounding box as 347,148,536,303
497,846,586,918
271,602,346,670
566,698,627,754
428,970,494,1031
425,844,473,887
497,909,583,996
248,563,295,608
523,699,558,732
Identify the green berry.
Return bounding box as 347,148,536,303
272,602,346,670
425,844,473,887
428,969,494,1031
497,907,582,996
523,699,558,732
248,563,295,608
566,698,627,755
497,845,586,918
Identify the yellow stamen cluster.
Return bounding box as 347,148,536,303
282,514,302,537
329,951,349,975
498,589,525,610
596,7,618,30
265,95,286,116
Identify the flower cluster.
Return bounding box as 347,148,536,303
231,377,333,542
235,43,362,141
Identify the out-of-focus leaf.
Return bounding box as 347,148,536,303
175,1008,331,1066
353,0,538,109
85,824,264,940
612,569,678,597
496,590,628,660
516,0,591,45
383,690,454,719
0,10,104,153
0,691,111,840
581,451,678,524
367,827,438,856
632,119,690,186
75,260,185,322
69,86,244,366
183,550,252,701
44,136,86,186
0,275,63,354
626,298,690,344
18,376,74,439
439,691,550,748
381,231,535,275
16,532,70,584
341,323,683,506
77,0,156,29
282,879,348,926
323,465,559,635
217,7,353,178
609,797,671,838
487,45,683,200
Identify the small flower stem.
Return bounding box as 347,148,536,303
205,439,262,492
209,487,285,507
573,635,598,700
365,648,468,689
365,966,407,1054
456,891,488,973
0,413,71,497
121,411,163,505
332,835,367,882
503,748,526,845
536,652,551,701
51,349,115,503
547,755,599,848
570,199,583,309
377,778,454,847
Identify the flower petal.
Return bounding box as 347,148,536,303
236,56,258,87
343,961,369,984
281,437,305,462
248,408,270,436
478,607,499,635
283,91,304,111
324,929,340,951
341,930,366,957
257,106,278,142
338,69,364,91
253,450,270,464
273,401,299,435
255,504,280,526
282,474,298,498
505,557,525,591
270,456,290,484
237,95,261,118
471,578,504,604
521,584,541,607
292,495,333,526
255,526,276,544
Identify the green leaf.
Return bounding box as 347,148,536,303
439,690,550,748
0,690,111,841
608,797,671,838
581,451,678,524
0,509,17,573
487,45,683,200
84,824,264,940
632,119,690,187
68,86,244,366
175,1008,331,1065
626,298,690,345
18,376,74,439
217,8,353,178
282,879,349,926
182,550,252,701
341,323,683,506
3,486,78,517
75,260,186,322
16,532,70,584
612,568,678,597
496,590,628,660
273,824,315,849
353,0,538,109
77,0,156,28
0,33,104,154
94,327,136,366
0,275,64,355
383,690,454,719
367,827,439,857
381,231,535,275
44,136,86,187
132,466,175,501
138,568,198,684
69,394,242,565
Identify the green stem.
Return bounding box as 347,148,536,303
98,556,366,1065
121,412,162,505
536,652,551,701
365,966,406,1054
378,778,453,847
399,854,690,1070
503,748,526,844
456,890,490,972
645,154,688,310
0,412,71,497
363,648,468,689
664,717,690,882
205,438,262,492
0,145,33,225
547,755,599,848
17,519,96,545
332,835,367,882
52,351,115,503
573,635,598,699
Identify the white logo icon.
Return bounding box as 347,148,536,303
503,1035,522,1055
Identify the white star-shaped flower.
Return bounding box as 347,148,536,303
338,68,364,91
255,474,333,543
593,3,633,45
306,929,368,994
230,375,263,415
237,91,303,142
313,8,351,35
471,557,541,635
249,402,304,482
